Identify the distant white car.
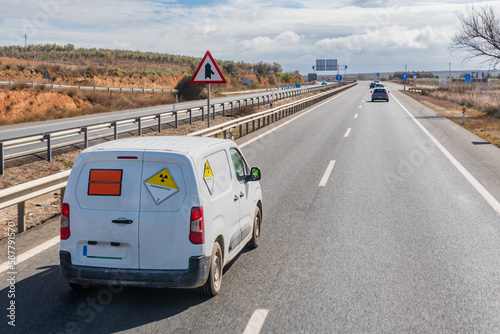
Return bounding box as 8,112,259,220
321,81,328,85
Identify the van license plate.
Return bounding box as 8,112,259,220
83,244,127,259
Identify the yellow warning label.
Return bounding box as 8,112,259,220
144,168,180,205
145,168,179,190
204,161,214,179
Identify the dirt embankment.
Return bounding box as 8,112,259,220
0,90,92,124
0,67,183,89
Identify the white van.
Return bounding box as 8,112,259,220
60,136,262,295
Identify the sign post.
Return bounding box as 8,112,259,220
462,105,466,125
190,51,227,128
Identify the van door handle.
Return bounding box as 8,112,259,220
112,219,133,224
234,195,239,201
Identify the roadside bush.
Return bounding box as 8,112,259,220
64,88,80,98
11,82,30,90
175,75,203,101
483,103,500,117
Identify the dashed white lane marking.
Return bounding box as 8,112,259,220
344,128,351,137
240,90,350,148
354,113,358,119
0,235,60,273
393,95,500,217
319,160,336,187
359,105,362,108
243,309,269,334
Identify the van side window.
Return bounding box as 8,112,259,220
203,150,232,197
230,148,249,183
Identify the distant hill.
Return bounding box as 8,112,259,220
0,43,304,90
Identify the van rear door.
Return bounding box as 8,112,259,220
70,152,143,269
138,152,198,270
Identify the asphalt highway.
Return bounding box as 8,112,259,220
2,82,500,333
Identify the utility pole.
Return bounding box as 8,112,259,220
449,62,451,79
24,34,28,66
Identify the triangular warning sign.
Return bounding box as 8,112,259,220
144,168,179,204
42,70,52,80
203,160,215,195
204,161,214,178
190,51,227,84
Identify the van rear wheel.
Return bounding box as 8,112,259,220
248,206,261,249
68,283,85,290
199,242,223,296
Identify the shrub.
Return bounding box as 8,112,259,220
175,75,203,101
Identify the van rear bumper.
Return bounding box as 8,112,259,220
60,251,210,288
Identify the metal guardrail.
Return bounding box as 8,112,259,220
0,80,175,94
0,84,335,174
0,82,357,233
0,80,303,94
0,170,70,233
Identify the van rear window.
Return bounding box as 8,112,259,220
88,169,123,196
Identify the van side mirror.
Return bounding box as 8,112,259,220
246,167,261,182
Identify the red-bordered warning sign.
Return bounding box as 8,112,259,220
190,51,227,84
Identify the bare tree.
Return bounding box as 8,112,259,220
451,6,500,67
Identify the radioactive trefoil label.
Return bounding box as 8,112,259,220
144,168,179,205
204,160,215,195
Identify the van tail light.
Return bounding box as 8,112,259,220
189,207,204,244
61,203,70,240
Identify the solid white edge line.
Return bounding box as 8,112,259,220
319,160,336,187
393,95,500,216
243,309,269,334
344,128,351,137
239,89,350,148
0,235,60,273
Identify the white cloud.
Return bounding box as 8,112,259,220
2,0,500,73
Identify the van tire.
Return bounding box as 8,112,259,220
248,206,261,249
199,242,223,296
69,283,85,290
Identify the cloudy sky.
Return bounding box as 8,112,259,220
1,0,500,74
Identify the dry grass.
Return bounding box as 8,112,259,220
402,90,500,147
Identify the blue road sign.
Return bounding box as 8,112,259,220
413,71,417,76
336,75,342,81
376,73,380,77
464,73,471,82
401,73,408,80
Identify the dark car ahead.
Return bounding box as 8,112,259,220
370,82,376,89
371,88,389,102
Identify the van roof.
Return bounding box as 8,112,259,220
84,136,234,161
